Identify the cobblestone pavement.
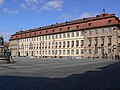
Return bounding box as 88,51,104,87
0,57,120,90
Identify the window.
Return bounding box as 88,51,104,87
81,40,84,46
52,35,54,39
108,20,112,24
95,30,98,34
67,50,70,54
60,28,62,31
101,38,104,44
108,27,112,33
81,49,84,54
63,33,66,38
76,25,79,29
55,42,58,47
49,50,51,54
94,38,98,45
101,29,104,34
76,49,79,54
71,50,74,55
63,50,65,54
59,42,61,47
89,49,91,54
67,41,70,47
76,32,79,37
81,31,84,36
67,33,70,38
45,36,47,40
72,41,74,47
59,34,62,38
72,32,74,37
56,34,58,39
59,50,61,54
88,23,91,26
76,40,79,47
95,47,98,53
108,48,111,53
55,50,57,54
108,37,111,45
42,37,44,40
63,41,65,47
68,27,70,30
49,35,51,39
52,50,54,55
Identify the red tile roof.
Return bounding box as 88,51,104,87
10,13,120,40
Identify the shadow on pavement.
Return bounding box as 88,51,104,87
0,61,120,90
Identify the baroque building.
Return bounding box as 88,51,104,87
9,13,120,58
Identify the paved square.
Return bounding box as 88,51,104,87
0,58,120,90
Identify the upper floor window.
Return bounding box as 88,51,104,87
76,40,79,47
59,34,62,38
108,27,112,33
76,32,79,37
56,34,58,39
72,32,74,37
63,33,66,38
49,35,51,39
45,36,47,40
52,35,54,39
95,30,98,34
81,31,84,36
101,29,104,34
67,33,70,38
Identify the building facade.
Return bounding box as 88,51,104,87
9,13,120,58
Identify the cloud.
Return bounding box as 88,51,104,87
42,0,63,11
0,0,4,6
3,8,19,14
0,32,12,41
20,0,64,12
20,0,43,12
79,12,96,19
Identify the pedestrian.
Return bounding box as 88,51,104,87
9,51,14,63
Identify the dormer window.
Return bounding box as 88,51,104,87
88,23,92,26
60,28,62,31
51,24,55,27
66,21,68,24
108,20,112,24
76,25,79,29
52,29,54,32
46,31,48,33
21,35,23,37
29,33,31,36
96,15,99,18
40,32,42,34
83,18,87,21
68,27,70,30
34,33,36,35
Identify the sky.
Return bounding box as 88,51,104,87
0,0,120,41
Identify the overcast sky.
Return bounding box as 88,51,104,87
0,0,119,41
